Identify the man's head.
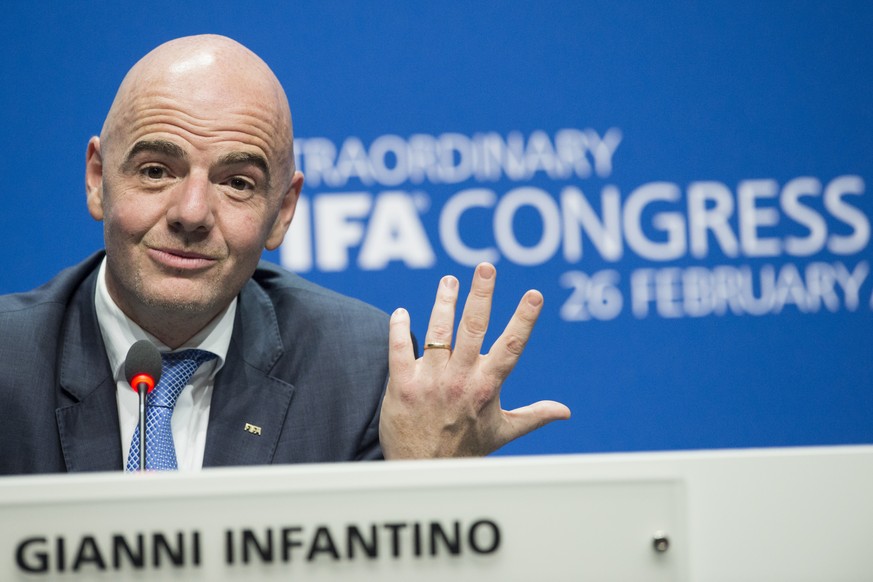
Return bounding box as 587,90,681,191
85,35,303,347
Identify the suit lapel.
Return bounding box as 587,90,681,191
55,261,124,472
203,279,295,467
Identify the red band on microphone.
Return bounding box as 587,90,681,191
130,373,156,393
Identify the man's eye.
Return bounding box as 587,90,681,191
228,177,253,190
142,166,166,179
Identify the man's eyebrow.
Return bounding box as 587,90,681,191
124,140,188,165
217,151,272,189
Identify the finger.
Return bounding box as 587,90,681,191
483,289,544,382
499,400,572,446
452,263,496,368
387,308,416,387
423,275,459,361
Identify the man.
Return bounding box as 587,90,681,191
0,35,569,475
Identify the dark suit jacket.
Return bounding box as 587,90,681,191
0,252,390,475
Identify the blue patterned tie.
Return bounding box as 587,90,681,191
126,349,217,471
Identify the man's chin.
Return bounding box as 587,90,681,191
146,296,215,314
139,286,229,317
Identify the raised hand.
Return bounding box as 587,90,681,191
379,263,571,459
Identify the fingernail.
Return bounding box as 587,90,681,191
392,307,408,320
442,276,458,289
526,292,543,307
478,264,495,279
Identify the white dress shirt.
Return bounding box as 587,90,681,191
93,258,236,470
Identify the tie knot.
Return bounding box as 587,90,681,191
163,348,217,368
149,349,217,408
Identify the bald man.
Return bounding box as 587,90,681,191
0,35,568,475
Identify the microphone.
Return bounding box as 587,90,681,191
124,340,162,472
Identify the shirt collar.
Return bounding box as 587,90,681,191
94,257,236,383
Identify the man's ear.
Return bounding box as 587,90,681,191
85,137,105,221
265,170,304,251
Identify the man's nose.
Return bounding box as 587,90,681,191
165,173,216,233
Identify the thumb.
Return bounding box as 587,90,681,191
501,400,571,444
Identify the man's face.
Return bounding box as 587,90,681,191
86,56,301,339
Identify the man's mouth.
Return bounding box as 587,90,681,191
147,247,219,270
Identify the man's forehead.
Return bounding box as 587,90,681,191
104,80,291,182
102,35,294,174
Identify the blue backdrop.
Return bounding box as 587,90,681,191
1,1,870,455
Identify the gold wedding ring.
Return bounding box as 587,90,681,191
424,342,452,352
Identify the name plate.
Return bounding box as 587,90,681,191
0,459,685,580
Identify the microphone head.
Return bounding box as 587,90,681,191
124,339,162,393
